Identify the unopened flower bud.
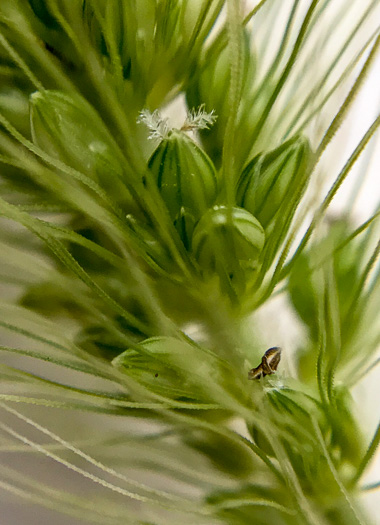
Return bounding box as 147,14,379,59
179,0,222,46
188,30,255,121
192,205,265,293
148,130,217,243
113,336,230,402
237,135,311,229
186,30,256,166
30,90,133,207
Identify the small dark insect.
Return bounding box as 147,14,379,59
248,347,281,380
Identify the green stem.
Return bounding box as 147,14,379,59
352,421,380,486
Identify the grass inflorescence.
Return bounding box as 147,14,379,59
0,1,379,524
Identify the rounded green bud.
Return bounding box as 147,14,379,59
192,205,265,292
148,130,217,245
30,90,134,208
237,135,311,229
30,91,122,174
112,341,197,400
112,336,232,402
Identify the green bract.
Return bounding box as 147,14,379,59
237,135,311,229
125,214,175,273
27,0,80,69
81,0,130,72
148,129,217,246
192,205,265,295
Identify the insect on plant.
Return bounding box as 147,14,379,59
248,346,282,379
